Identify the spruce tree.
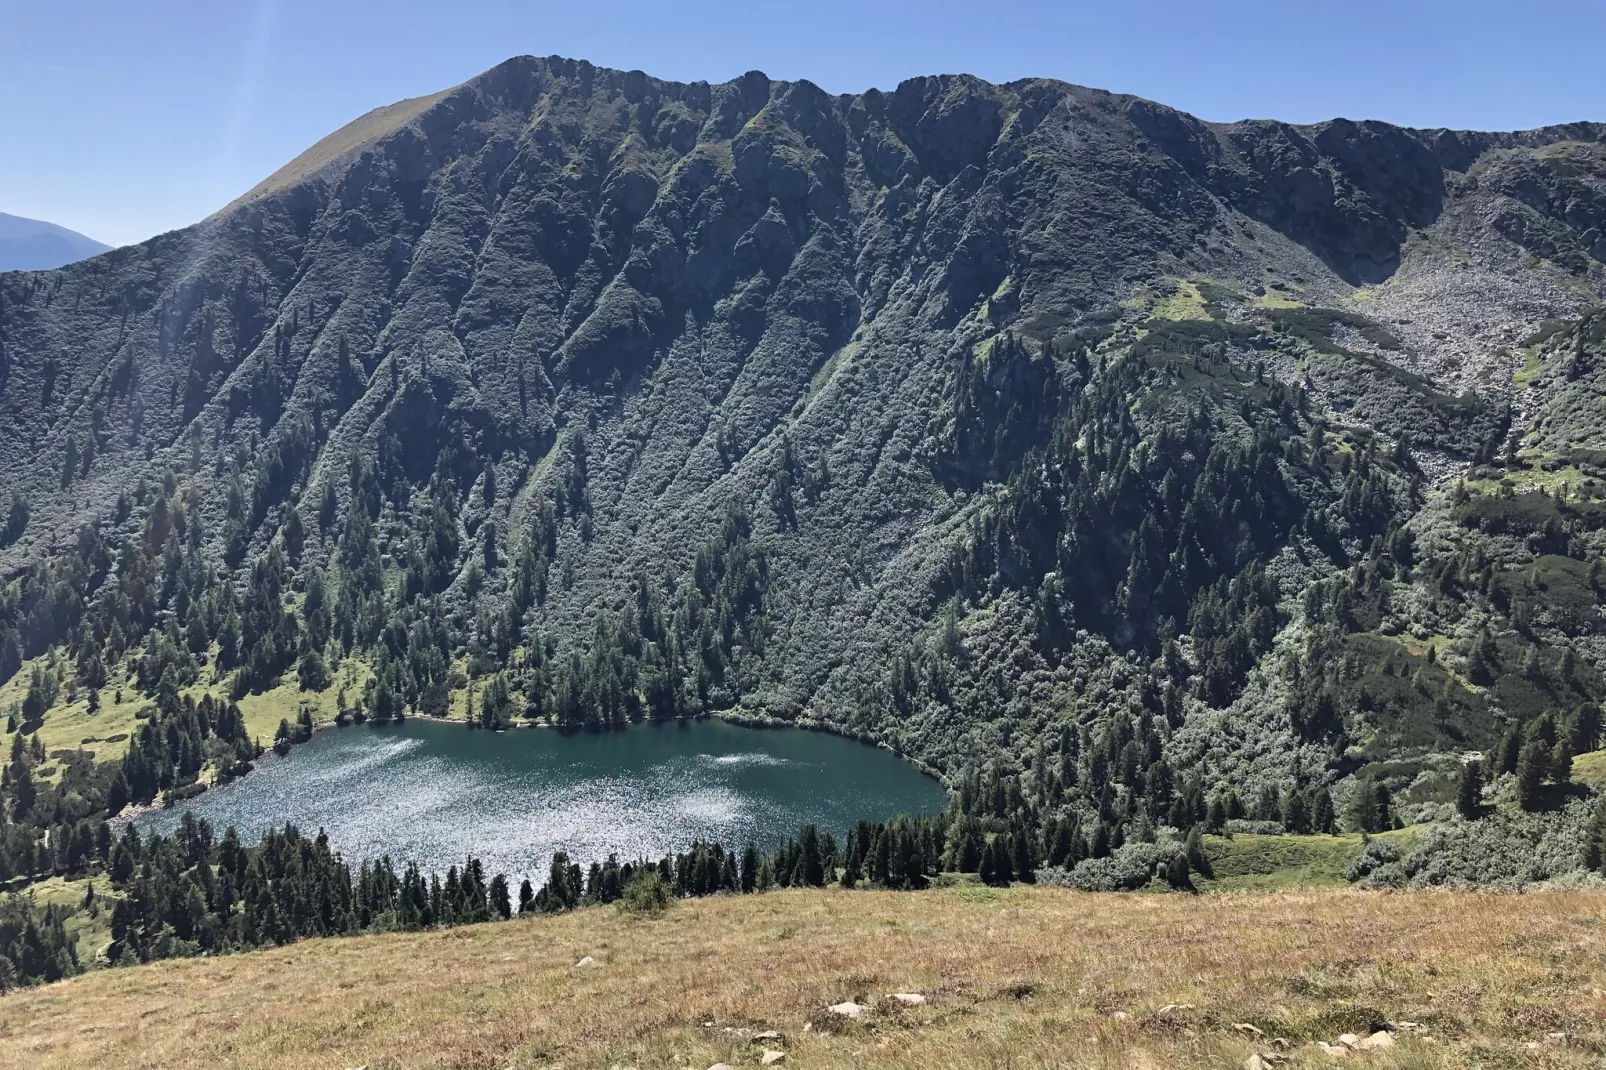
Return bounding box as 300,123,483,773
1205,797,1226,833
740,844,760,893
1284,789,1311,834
1552,738,1574,784
489,874,512,919
1570,703,1602,754
1348,779,1378,833
1184,826,1208,878
871,829,891,885
798,825,825,887
978,838,998,886
1311,786,1336,833
1516,740,1549,812
1456,759,1483,820
1585,801,1606,874
1010,829,1036,884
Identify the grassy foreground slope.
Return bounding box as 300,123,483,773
3,886,1602,1069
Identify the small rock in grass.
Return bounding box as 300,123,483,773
750,1030,783,1042
1234,1023,1264,1038
1355,1031,1395,1050
889,992,927,1005
761,1051,787,1066
1336,1033,1360,1049
1109,1010,1131,1021
828,1000,866,1019
576,955,596,967
706,1064,737,1070
1314,1041,1350,1058
1157,1002,1195,1016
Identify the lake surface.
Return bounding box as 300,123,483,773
139,718,946,882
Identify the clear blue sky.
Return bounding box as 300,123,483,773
3,0,1603,248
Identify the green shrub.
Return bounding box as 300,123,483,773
618,870,674,916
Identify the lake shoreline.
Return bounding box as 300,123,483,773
134,716,949,879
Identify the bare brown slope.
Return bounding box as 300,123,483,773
4,886,1602,1069
218,87,453,213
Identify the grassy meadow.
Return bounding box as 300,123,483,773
1,884,1601,1070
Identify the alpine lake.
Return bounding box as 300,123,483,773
137,718,946,882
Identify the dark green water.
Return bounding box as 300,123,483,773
139,719,945,882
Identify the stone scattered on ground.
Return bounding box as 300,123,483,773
1157,1003,1195,1017
750,1030,783,1042
827,1000,866,1019
888,993,927,1005
761,1051,786,1066
576,955,596,967
1109,1011,1131,1021
1234,1023,1263,1038
1315,1026,1403,1057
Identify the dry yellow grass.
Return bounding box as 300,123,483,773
2,885,1601,1069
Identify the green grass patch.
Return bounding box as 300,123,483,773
19,875,117,967
1149,280,1211,322
1197,828,1419,891
1573,748,1606,789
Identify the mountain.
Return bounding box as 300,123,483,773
0,212,111,272
1,56,1606,892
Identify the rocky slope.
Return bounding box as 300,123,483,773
2,55,1605,818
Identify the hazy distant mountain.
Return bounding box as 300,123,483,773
0,211,111,271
